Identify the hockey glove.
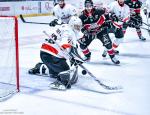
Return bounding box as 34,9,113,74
131,15,142,24
81,27,90,36
70,58,83,66
49,19,58,27
110,13,119,22
128,21,136,28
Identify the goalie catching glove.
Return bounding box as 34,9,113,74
70,57,83,66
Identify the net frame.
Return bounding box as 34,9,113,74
0,16,19,101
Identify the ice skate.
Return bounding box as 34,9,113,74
102,50,107,58
139,36,146,41
49,80,66,90
109,55,120,64
114,50,119,55
111,56,120,64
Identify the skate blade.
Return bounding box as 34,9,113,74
49,84,66,91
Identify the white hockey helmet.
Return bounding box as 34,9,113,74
69,16,82,32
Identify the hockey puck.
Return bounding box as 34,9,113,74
82,70,87,75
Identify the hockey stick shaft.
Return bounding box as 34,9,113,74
79,64,122,90
146,14,150,36
20,14,50,25
139,26,150,31
130,16,150,27
43,31,122,90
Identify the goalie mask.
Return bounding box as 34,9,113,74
69,16,82,33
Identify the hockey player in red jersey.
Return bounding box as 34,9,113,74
28,16,83,90
79,0,120,64
124,0,146,41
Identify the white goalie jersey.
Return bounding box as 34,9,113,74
53,4,78,24
41,24,83,59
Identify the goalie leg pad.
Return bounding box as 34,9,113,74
57,67,78,89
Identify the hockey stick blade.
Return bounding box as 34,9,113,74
20,14,49,25
79,64,123,90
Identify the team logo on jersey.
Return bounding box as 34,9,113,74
83,18,88,22
56,29,61,36
73,9,76,13
90,23,99,29
95,15,98,20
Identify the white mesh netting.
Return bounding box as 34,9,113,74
0,16,19,101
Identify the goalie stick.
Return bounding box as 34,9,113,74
20,14,50,25
79,64,123,90
43,31,123,91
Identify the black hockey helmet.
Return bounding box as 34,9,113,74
84,0,93,7
84,0,94,12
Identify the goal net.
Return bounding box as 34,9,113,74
0,16,19,101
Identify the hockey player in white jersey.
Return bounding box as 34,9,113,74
143,0,150,18
146,0,150,13
143,0,150,35
102,0,130,57
28,16,84,90
49,0,78,26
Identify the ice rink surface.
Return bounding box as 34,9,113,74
0,15,150,115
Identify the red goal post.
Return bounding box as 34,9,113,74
0,16,19,101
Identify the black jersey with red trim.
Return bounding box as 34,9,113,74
79,8,109,34
125,0,142,14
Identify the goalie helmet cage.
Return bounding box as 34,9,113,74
0,16,19,101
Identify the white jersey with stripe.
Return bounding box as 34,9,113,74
41,24,83,59
53,4,78,24
108,1,130,24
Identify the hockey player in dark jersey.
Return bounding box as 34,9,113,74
124,0,146,41
79,0,120,64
